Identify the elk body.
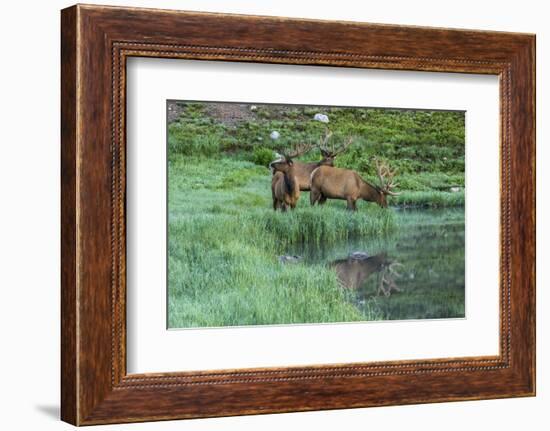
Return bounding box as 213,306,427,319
291,159,331,191
270,162,300,211
269,144,312,211
287,132,353,191
268,138,337,211
332,253,390,290
310,160,400,211
332,253,403,296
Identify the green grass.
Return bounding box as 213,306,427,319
168,232,371,327
391,190,464,207
168,156,394,328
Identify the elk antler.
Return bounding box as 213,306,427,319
318,130,354,157
285,142,315,159
333,136,354,156
388,262,404,278
377,261,404,297
375,159,401,196
318,129,333,151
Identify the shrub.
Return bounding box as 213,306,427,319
251,147,276,167
168,127,222,158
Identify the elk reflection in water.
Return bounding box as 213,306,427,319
284,208,465,320
331,253,404,297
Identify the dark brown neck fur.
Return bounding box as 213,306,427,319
283,166,298,196
359,177,382,204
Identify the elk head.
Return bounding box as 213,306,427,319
269,155,293,174
318,130,353,166
269,142,314,174
373,159,401,208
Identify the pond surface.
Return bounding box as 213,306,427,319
288,207,465,321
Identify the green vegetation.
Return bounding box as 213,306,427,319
167,102,465,328
168,102,465,206
168,157,393,327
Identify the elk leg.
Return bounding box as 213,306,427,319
273,197,278,211
346,197,357,211
310,189,319,206
318,195,327,205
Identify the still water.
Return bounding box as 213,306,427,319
289,208,465,321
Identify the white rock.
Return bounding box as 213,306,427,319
349,251,369,260
270,131,280,140
250,105,257,111
279,255,303,264
450,187,461,193
313,113,329,123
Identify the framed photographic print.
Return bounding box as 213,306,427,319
61,4,535,425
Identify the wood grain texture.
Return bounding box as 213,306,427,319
60,5,78,425
60,4,536,425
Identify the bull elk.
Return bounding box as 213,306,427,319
310,159,400,210
275,130,353,191
269,144,313,211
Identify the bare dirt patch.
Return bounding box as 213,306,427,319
203,103,257,127
167,101,186,123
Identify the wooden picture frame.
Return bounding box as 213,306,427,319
61,4,536,425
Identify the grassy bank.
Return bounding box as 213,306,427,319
168,156,394,327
